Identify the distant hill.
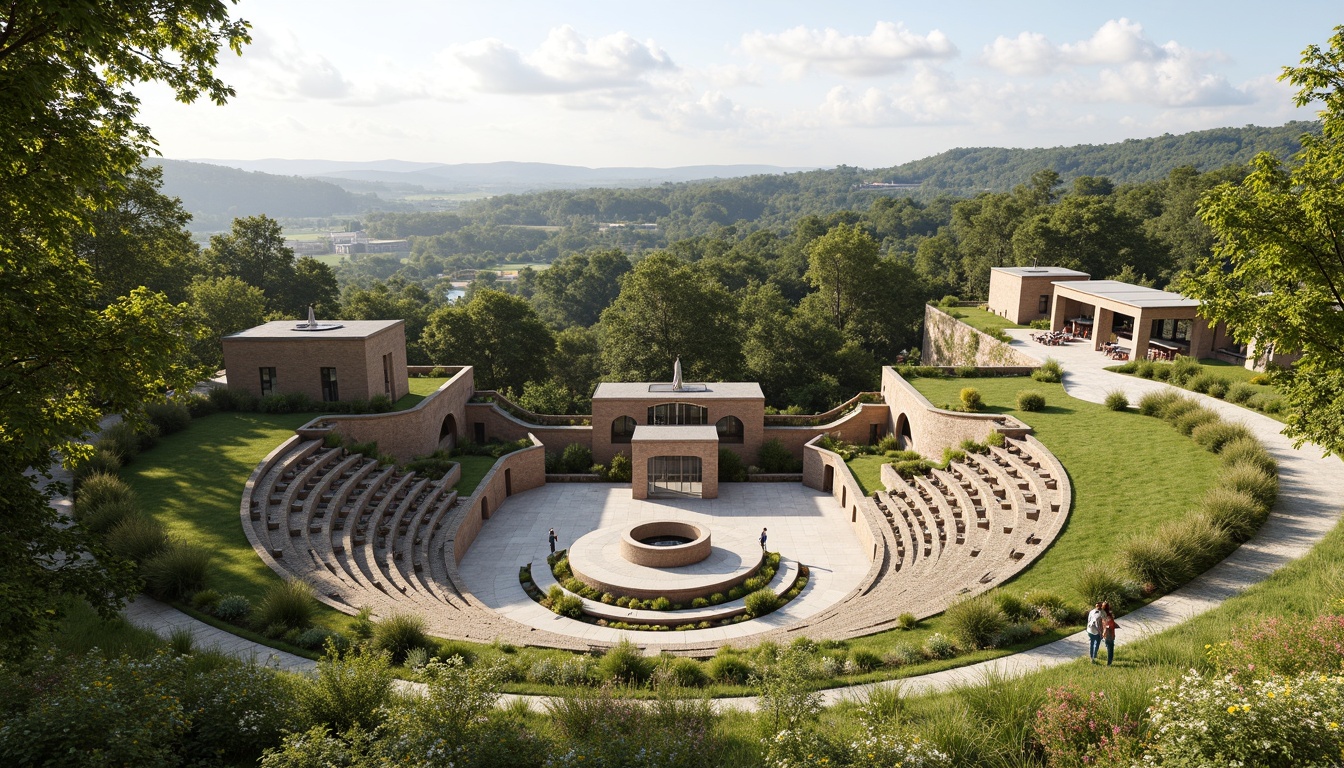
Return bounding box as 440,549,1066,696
875,122,1319,192
148,159,387,230
184,158,820,194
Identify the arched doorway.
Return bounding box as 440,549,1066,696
715,415,744,444
895,413,913,451
822,465,835,492
611,415,636,444
647,456,703,498
439,413,458,450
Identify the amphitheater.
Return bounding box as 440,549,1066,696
239,356,1073,653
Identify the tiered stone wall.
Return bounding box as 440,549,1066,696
922,304,1039,367
880,366,1032,459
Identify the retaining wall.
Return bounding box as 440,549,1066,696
922,304,1039,367
451,434,547,563
880,366,1032,459
301,366,474,461
801,435,882,562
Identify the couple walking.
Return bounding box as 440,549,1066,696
1086,601,1120,665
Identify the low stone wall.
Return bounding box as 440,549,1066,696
881,366,1032,459
301,366,474,461
922,304,1039,367
465,402,592,455
451,434,547,563
762,402,891,458
801,435,882,563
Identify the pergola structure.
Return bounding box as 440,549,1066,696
1049,280,1232,360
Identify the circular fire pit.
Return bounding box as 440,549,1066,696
620,521,711,567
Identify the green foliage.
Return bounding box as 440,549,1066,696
371,613,436,665
1222,462,1279,512
1226,382,1257,404
1201,487,1266,542
1221,437,1278,476
718,447,748,482
1017,390,1046,411
598,638,655,684
944,595,1008,650
1173,407,1219,435
1137,389,1182,416
421,289,555,393
71,448,123,489
144,402,191,436
1032,358,1063,383
898,612,919,630
295,643,395,732
659,657,710,688
1191,420,1254,453
1074,563,1130,609
213,594,252,623
256,580,317,633
745,588,782,617
559,442,594,474
105,514,170,564
142,543,212,601
707,654,754,684
95,421,147,465
958,387,983,412
607,451,632,482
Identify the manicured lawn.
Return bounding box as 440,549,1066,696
454,455,496,496
393,377,449,409
846,454,888,495
942,305,1027,336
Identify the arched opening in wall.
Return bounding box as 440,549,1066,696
611,415,636,444
439,413,458,450
715,415,744,444
822,465,834,492
505,468,513,497
896,413,913,451
481,497,490,520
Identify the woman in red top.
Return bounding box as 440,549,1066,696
1101,602,1120,666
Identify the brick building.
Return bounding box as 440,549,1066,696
222,318,409,403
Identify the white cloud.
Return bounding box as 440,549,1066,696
449,26,675,95
981,32,1059,76
742,21,956,78
815,65,977,127
1060,19,1162,65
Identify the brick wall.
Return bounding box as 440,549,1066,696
881,366,1032,458
801,435,880,562
223,323,408,402
451,435,547,563
922,305,1039,367
309,366,474,461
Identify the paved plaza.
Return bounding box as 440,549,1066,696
458,482,870,647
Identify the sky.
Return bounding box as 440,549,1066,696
134,1,1343,169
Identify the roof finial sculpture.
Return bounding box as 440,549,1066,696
306,304,317,328
672,356,683,391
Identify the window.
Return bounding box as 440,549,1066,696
1174,319,1191,341
382,354,393,397
1038,294,1050,314
611,416,637,444
259,367,276,397
715,415,744,444
647,402,708,425
320,367,339,402
647,456,703,497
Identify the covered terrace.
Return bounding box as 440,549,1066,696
1049,280,1232,362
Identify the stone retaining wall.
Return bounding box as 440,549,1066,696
301,366,474,461
922,304,1039,367
801,435,882,562
881,366,1032,458
452,434,547,563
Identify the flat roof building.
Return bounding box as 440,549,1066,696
1049,280,1233,360
222,317,409,404
987,266,1091,324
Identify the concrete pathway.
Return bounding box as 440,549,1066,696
111,341,1344,711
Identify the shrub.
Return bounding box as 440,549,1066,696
295,644,395,732
1074,563,1128,608
923,632,957,659
745,589,782,617
1032,358,1063,383
73,472,135,520
1221,462,1278,512
986,430,1006,447
142,543,212,601
1135,360,1157,379
1206,380,1229,399
944,595,1007,650
954,364,978,378
707,654,754,684
1032,685,1142,768
708,592,726,605
758,438,801,474
959,387,983,412
897,612,918,630
191,589,222,611
1200,487,1265,541
1022,590,1081,625
1191,420,1253,453
718,447,748,482
850,649,883,672
559,442,593,474
1221,437,1277,476
1225,382,1257,404
81,498,141,536
1249,393,1285,414
727,586,745,600
607,452,632,482
941,447,967,465
296,627,345,652
144,401,191,435
1137,389,1181,417
105,514,169,564
650,596,672,611
71,448,122,489
550,590,584,619
660,657,709,688
436,640,477,664
994,592,1032,622
213,594,252,623
1186,372,1221,394
1248,373,1271,385
256,579,317,632
1153,364,1173,381
95,421,145,464
1168,356,1202,385
1121,536,1191,591
1173,407,1219,436
1103,390,1129,411
1159,396,1202,423
1017,390,1046,412
599,638,654,684
368,394,394,413
371,612,436,665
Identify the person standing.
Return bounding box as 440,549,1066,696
1102,602,1120,666
759,527,768,551
548,528,558,554
1085,602,1104,663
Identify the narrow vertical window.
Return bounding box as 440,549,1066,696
259,367,276,396
320,367,339,402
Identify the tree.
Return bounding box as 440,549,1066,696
187,276,267,370
1185,26,1344,458
290,257,340,317
803,223,881,334
598,253,742,382
421,289,554,393
341,279,444,364
0,2,248,659
202,215,296,313
531,249,631,328
77,165,200,306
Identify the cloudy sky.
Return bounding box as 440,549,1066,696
134,1,1342,168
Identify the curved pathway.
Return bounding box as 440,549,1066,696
113,340,1344,711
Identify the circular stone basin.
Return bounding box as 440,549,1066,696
621,521,711,567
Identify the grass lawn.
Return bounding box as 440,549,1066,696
941,305,1027,337
393,377,449,409
1108,357,1285,422
454,455,496,496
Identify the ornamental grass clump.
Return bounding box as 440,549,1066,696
707,653,754,684
1221,461,1279,512
1173,406,1219,436
142,542,211,601
1158,395,1202,423
1032,358,1063,383
371,612,435,665
598,638,654,684
944,594,1007,650
1017,390,1046,412
1136,389,1181,417
1200,486,1266,542
745,588,782,617
1191,420,1254,453
256,579,317,633
1220,437,1278,476
1103,390,1129,411
1120,536,1191,592
72,472,135,521
1168,356,1202,385
104,514,169,564
1225,382,1257,404
1073,563,1129,609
